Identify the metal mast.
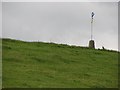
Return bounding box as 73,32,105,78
91,12,95,40
89,12,95,49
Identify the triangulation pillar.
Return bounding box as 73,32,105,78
89,40,95,49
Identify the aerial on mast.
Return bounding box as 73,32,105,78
91,12,95,40
89,12,95,49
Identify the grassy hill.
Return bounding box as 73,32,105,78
0,39,1,89
2,38,118,88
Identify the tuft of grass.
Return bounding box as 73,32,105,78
2,38,118,88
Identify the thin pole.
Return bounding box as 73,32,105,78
91,12,94,40
91,18,93,40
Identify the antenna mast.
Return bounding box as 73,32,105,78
89,12,95,49
91,12,94,40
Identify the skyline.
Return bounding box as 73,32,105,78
2,2,118,51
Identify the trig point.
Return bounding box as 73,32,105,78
89,12,95,49
89,40,95,48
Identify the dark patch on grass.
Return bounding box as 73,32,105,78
52,54,77,64
31,57,46,63
91,84,106,88
84,73,90,77
4,58,19,62
22,83,31,88
2,46,12,49
46,74,54,78
94,52,102,55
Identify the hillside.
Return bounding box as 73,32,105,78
0,39,1,89
2,38,118,88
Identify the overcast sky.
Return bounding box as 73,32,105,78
2,2,118,50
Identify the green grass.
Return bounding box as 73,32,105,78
2,38,118,88
0,38,2,89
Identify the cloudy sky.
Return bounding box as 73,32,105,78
2,2,118,50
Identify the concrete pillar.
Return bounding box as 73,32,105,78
89,40,95,49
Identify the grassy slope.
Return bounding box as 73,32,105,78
2,38,118,88
0,39,2,89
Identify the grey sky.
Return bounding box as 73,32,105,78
0,2,2,38
2,2,118,50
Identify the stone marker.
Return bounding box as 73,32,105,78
89,40,95,49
